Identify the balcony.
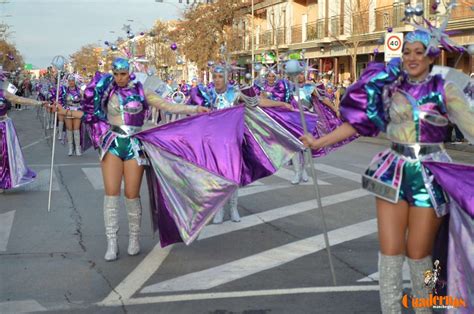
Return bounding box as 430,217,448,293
374,4,405,32
307,19,327,41
229,34,245,52
259,30,272,48
352,10,369,35
256,28,288,48
275,27,287,45
291,25,302,43
330,15,344,36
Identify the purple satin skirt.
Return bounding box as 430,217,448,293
0,116,36,189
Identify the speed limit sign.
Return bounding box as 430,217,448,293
384,33,404,62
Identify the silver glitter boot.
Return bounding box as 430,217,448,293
408,256,433,313
379,253,404,314
126,197,142,256
104,195,120,261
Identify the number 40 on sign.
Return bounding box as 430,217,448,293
384,32,404,62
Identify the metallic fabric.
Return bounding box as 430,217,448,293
0,116,36,189
136,105,302,246
363,143,449,207
82,73,195,161
444,82,474,143
423,162,474,313
447,204,473,314
0,89,8,116
254,79,291,103
107,136,142,161
340,60,400,136
391,143,445,159
60,85,82,110
405,30,431,51
339,60,464,145
340,60,473,311
423,161,474,218
143,145,238,246
262,106,356,158
112,57,130,72
187,85,206,107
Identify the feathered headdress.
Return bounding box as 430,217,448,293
402,0,466,57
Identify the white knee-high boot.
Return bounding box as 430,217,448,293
379,253,405,313
49,113,55,129
408,256,433,314
104,195,120,261
291,154,302,185
229,190,240,222
291,153,308,184
126,197,142,256
57,121,64,140
73,130,81,156
66,130,74,156
213,207,225,224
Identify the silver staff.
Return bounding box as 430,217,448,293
47,55,66,212
284,58,337,286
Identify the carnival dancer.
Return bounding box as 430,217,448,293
254,65,309,184
56,58,209,261
288,71,344,184
254,65,292,104
37,79,54,129
188,63,292,224
61,74,84,156
300,28,473,313
160,75,179,123
0,74,49,192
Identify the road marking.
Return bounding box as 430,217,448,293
141,219,377,293
98,244,173,305
81,167,105,190
101,284,388,307
0,210,15,251
358,258,411,282
239,180,330,197
22,169,59,191
200,189,370,240
316,163,362,183
98,164,367,303
0,300,47,313
28,162,100,168
22,135,52,150
98,189,370,305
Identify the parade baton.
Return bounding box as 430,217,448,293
284,59,337,286
47,55,66,212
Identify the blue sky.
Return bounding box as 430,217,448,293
2,0,182,68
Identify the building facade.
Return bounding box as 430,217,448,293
232,0,474,83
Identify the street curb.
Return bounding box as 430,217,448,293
356,136,474,153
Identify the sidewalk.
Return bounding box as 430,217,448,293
357,134,474,153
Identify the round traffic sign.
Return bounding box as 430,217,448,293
387,35,402,52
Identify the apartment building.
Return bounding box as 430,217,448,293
232,0,474,83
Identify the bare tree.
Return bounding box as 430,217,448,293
0,22,15,41
266,3,288,65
